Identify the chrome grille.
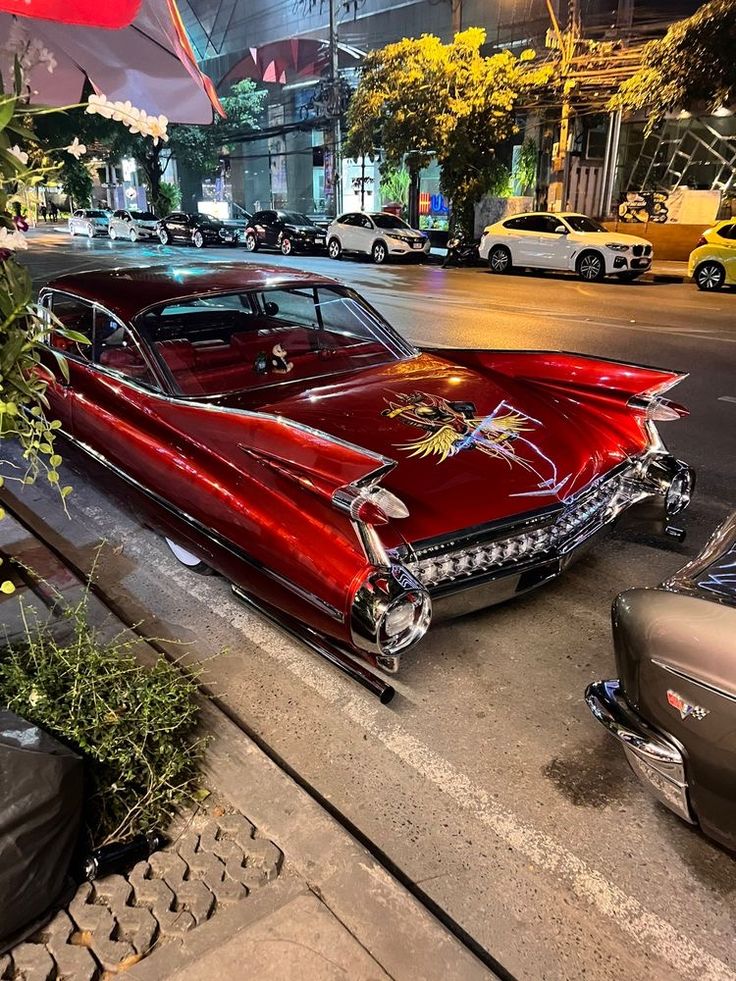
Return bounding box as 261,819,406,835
401,470,631,591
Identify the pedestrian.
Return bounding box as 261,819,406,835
39,203,47,223
49,201,59,222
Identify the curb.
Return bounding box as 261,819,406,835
647,271,688,284
0,504,497,981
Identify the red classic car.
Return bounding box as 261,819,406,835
40,264,694,702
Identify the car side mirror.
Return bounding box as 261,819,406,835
264,301,279,316
554,225,568,235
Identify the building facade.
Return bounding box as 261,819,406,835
178,0,724,226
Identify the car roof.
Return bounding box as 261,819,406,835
47,263,340,323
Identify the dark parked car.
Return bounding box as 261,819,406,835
243,210,326,255
157,212,237,249
586,512,736,851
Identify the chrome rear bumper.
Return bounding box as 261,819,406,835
585,679,694,823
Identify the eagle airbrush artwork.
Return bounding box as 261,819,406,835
382,391,532,465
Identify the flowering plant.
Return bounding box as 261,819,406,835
0,42,156,591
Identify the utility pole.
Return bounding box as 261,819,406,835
451,0,462,35
328,0,343,216
546,0,578,211
616,0,634,31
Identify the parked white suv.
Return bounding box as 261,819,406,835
326,212,430,264
108,209,159,242
68,209,110,238
479,212,653,282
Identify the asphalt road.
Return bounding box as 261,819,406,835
16,228,736,981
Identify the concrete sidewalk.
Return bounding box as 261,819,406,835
0,505,497,981
649,259,688,282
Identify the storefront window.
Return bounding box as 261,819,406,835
418,159,449,231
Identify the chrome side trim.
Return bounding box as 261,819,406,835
650,659,736,705
60,430,345,623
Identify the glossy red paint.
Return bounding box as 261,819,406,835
225,350,681,547
41,264,689,667
0,0,140,27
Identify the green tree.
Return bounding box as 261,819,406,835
613,0,736,124
35,79,267,215
57,156,93,208
345,28,551,232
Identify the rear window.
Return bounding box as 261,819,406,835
372,214,409,230
86,210,106,218
564,215,606,233
280,212,314,225
131,211,156,221
503,215,539,231
137,286,412,398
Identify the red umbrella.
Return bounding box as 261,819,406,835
0,0,223,122
0,0,142,29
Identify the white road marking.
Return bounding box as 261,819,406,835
718,396,736,404
111,534,736,981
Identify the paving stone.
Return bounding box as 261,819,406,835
37,910,74,951
128,867,195,935
213,873,248,903
67,881,94,924
209,837,244,867
89,930,136,972
215,813,256,848
9,943,55,981
149,850,189,887
115,905,158,954
177,835,228,892
52,943,99,981
69,894,115,936
3,808,282,977
175,879,215,926
93,874,133,910
242,837,283,884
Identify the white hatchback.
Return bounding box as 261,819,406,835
326,212,430,264
479,212,653,282
68,209,110,238
108,209,159,242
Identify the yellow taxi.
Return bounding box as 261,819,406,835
688,219,736,291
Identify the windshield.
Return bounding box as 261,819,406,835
86,210,106,218
131,211,156,221
564,215,606,233
137,285,414,398
280,212,314,226
372,214,409,230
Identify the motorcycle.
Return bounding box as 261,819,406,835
442,230,480,267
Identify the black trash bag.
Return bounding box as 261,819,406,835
0,710,83,952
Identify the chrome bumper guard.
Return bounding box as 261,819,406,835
585,679,694,823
